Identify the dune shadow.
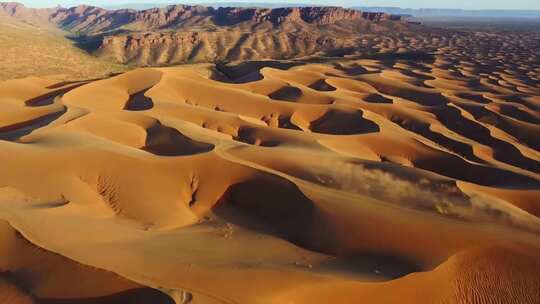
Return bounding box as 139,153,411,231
364,51,436,63
498,104,540,125
308,79,337,92
124,89,154,111
333,63,369,76
310,110,380,135
143,122,214,156
0,109,66,142
363,93,393,104
26,85,87,107
278,116,303,131
414,154,540,188
390,116,483,163
234,127,281,147
37,288,176,304
370,82,449,106
455,93,492,104
317,253,422,280
24,91,65,107
215,178,424,279
433,107,540,174
213,177,329,253
2,270,176,304
268,86,302,102
457,103,540,150
25,95,59,107
213,60,306,83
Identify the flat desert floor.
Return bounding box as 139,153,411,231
0,24,539,304
0,13,125,81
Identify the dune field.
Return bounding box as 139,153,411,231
1,42,540,303
1,3,540,303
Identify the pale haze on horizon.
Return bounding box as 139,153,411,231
5,0,540,10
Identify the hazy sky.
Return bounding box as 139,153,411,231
7,0,540,10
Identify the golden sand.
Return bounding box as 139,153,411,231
0,58,539,303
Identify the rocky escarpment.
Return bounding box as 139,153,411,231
98,29,358,64
49,5,134,33
215,6,367,25
1,3,405,32
46,5,403,33
0,2,55,26
1,2,412,66
85,5,409,65
49,5,213,33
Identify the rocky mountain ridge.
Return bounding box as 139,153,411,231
1,2,412,65
48,4,402,32
1,3,403,31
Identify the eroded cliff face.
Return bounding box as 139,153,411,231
49,5,134,33
89,6,407,65
46,5,401,32
98,29,359,65
0,2,55,26
1,3,409,65
215,6,367,25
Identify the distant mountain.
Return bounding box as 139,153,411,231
47,5,403,33
0,1,56,27
103,3,172,10
1,2,412,66
352,7,540,19
104,2,319,10
100,4,540,18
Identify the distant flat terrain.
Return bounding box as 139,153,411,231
0,13,125,81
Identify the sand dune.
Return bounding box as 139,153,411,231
0,219,174,303
0,52,539,303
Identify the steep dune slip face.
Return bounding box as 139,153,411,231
0,33,540,304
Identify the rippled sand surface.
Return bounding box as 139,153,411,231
0,41,539,303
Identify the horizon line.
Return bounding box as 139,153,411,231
2,1,540,11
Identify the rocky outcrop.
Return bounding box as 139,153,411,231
49,5,134,33
300,7,364,24
215,6,368,25
0,2,56,26
89,5,408,65
98,29,356,65
1,3,403,32
0,2,26,14
131,5,212,28
1,2,410,66
46,5,403,33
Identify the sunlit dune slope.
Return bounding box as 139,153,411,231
0,58,539,303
